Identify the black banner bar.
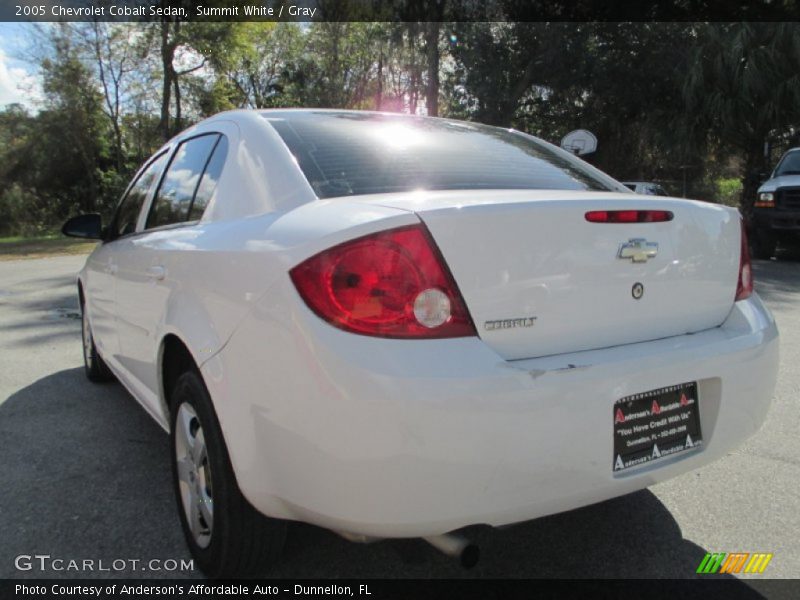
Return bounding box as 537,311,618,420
2,0,800,23
3,578,799,600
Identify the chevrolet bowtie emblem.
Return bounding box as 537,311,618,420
618,238,658,263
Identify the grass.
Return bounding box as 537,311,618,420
0,233,97,261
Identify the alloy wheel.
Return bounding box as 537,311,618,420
174,402,214,548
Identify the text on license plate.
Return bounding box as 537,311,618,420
613,382,702,472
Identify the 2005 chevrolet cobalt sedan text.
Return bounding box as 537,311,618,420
62,110,779,577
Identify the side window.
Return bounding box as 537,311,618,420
146,134,220,229
111,153,168,238
189,136,228,221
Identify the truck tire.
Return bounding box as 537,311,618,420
750,229,777,260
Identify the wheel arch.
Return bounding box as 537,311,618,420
159,333,203,426
157,286,233,428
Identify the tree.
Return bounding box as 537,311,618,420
291,23,389,109
147,17,237,140
562,23,700,182
204,23,303,110
684,23,800,212
74,22,137,171
445,23,588,126
40,25,110,214
424,18,442,116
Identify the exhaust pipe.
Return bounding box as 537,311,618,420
423,534,480,569
333,531,381,544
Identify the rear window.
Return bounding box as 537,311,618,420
147,134,221,229
112,152,168,238
265,112,614,199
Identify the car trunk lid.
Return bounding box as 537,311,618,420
354,190,741,360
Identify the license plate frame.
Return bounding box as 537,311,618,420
613,382,702,472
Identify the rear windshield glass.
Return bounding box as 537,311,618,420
264,112,614,199
775,151,800,177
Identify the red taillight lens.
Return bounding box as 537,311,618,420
736,220,753,301
585,210,673,223
290,224,476,338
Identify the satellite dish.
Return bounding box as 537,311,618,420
561,129,598,156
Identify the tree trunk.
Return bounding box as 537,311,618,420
407,23,420,114
158,21,174,141
425,21,440,117
174,74,181,133
376,49,383,110
741,142,767,219
91,23,125,171
112,121,124,171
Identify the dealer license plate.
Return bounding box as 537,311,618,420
613,382,702,472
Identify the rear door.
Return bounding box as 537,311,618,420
113,133,227,398
87,152,169,363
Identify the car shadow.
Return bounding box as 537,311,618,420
0,368,188,580
0,369,762,590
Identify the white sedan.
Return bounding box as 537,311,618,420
63,110,779,577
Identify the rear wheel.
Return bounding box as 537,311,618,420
81,303,113,382
750,228,777,260
170,371,286,578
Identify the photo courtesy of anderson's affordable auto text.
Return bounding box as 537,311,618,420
14,583,372,597
1,0,799,598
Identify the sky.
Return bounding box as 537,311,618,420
0,23,43,110
0,20,224,113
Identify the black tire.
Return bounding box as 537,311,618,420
170,371,286,578
750,229,777,260
81,303,113,382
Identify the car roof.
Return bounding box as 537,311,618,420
205,108,463,126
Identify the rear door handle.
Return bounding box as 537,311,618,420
147,265,166,281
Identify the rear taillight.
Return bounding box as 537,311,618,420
736,219,753,301
585,210,673,223
290,224,476,338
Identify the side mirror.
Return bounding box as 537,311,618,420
62,214,103,240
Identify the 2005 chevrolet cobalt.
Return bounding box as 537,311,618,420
62,110,779,577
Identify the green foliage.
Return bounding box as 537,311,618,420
715,178,744,207
684,23,800,212
0,26,119,234
0,185,46,236
291,23,394,109
204,23,305,110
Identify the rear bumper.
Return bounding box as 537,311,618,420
205,293,778,538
